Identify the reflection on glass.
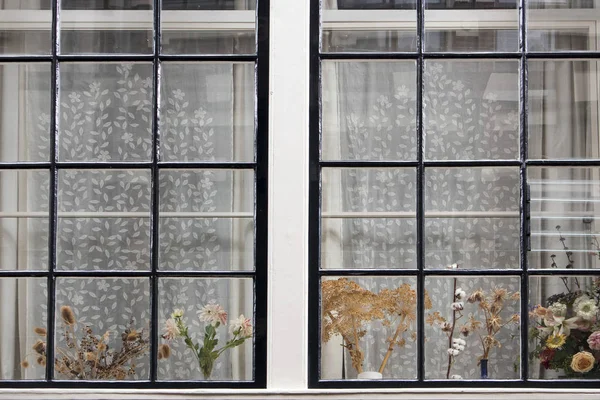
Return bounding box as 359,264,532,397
425,275,520,379
57,170,151,271
160,63,254,162
425,1,518,52
54,278,150,380
528,167,600,270
528,60,598,160
320,276,418,380
0,63,51,162
424,60,519,161
0,1,51,54
159,169,254,271
528,1,595,51
322,1,416,52
322,61,417,161
161,0,256,55
425,168,520,269
59,63,153,162
0,170,49,271
158,277,253,381
529,275,600,379
0,278,46,380
60,0,153,54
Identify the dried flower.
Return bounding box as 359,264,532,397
36,356,46,367
447,348,460,356
32,340,45,355
571,351,595,373
34,327,47,337
60,305,76,326
451,302,464,311
199,302,228,326
20,360,29,368
468,289,484,304
450,374,462,379
84,352,96,361
455,289,466,300
159,343,171,359
126,330,140,341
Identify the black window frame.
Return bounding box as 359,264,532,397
0,0,268,389
308,0,600,389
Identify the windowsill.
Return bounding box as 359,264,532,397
0,388,599,399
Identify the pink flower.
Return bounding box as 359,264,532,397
588,331,600,350
229,314,253,337
162,318,180,341
199,302,228,326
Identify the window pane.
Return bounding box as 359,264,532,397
159,169,254,271
0,63,51,162
60,1,153,54
424,60,519,161
320,276,418,380
322,1,416,52
161,1,256,55
425,167,520,269
528,275,600,379
0,170,49,271
528,167,600,270
425,275,521,379
528,60,599,160
528,2,596,52
57,170,151,271
158,277,253,381
322,168,416,270
322,61,417,161
425,1,518,52
160,63,254,162
0,2,51,55
59,63,153,163
54,277,151,380
0,278,47,380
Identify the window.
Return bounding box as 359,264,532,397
0,0,268,388
310,0,600,388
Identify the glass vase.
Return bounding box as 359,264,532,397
480,359,488,379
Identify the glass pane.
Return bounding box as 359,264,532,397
321,168,416,269
60,0,153,54
160,63,254,162
158,277,253,381
425,168,520,269
0,170,49,271
0,1,51,55
322,1,416,52
528,167,600,270
528,60,599,160
161,0,256,55
425,275,521,379
425,1,518,52
59,63,153,163
424,60,520,161
322,61,417,161
54,277,151,380
0,63,51,162
57,170,151,271
0,278,47,380
159,169,254,271
320,276,418,380
529,275,600,379
528,2,596,51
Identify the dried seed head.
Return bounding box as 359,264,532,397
85,352,96,361
32,340,46,355
159,343,171,359
60,305,76,326
34,327,47,337
126,330,139,342
20,360,29,368
97,342,106,352
36,356,46,367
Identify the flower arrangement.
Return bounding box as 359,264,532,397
529,278,600,377
22,305,149,380
321,277,426,376
161,303,253,379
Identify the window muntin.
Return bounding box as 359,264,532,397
0,0,267,388
311,0,600,388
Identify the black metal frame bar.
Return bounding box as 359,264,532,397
0,0,268,389
309,0,600,389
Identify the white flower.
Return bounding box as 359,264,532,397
548,302,567,318
575,299,598,320
229,314,253,337
450,375,462,379
199,302,228,326
447,348,460,356
453,338,466,346
455,288,466,300
448,263,458,269
171,309,184,319
451,302,464,311
162,318,180,341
